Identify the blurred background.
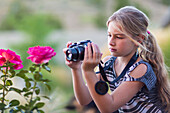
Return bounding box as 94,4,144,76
0,0,169,112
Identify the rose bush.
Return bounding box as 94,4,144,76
0,46,56,113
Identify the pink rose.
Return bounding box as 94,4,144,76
27,46,56,64
0,49,23,70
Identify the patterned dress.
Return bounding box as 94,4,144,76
104,56,166,113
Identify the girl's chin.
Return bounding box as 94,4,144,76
110,53,117,56
110,52,121,57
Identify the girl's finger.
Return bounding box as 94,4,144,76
91,43,97,58
66,41,72,48
88,42,92,58
92,43,100,59
84,44,88,60
95,44,101,58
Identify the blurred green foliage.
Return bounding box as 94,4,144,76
161,39,170,75
0,0,63,32
85,0,104,8
0,0,65,99
160,0,170,5
85,0,150,28
93,12,107,28
15,14,63,42
0,0,31,30
0,0,63,67
114,0,150,17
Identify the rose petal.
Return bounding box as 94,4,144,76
13,63,23,70
27,46,56,64
0,57,6,66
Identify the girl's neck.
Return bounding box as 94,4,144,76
117,52,136,65
114,52,138,77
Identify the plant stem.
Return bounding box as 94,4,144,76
2,65,8,113
30,81,36,102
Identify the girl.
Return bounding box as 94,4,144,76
63,6,170,113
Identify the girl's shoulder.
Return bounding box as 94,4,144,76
127,59,157,90
128,60,148,78
129,59,154,75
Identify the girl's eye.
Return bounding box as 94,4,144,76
107,34,112,38
116,36,124,39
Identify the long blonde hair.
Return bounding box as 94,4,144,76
107,6,170,111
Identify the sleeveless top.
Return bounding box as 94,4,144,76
103,56,166,113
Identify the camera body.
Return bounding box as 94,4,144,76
66,40,92,61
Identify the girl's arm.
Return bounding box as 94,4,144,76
82,42,145,113
71,68,92,105
84,71,144,113
63,42,93,105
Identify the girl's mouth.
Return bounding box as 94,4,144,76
109,48,117,52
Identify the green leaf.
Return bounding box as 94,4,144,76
35,102,45,108
9,99,20,107
16,72,27,80
9,87,22,94
41,79,51,82
37,109,45,113
33,64,40,68
42,96,50,100
0,103,6,110
24,92,33,97
30,100,37,107
0,84,3,90
16,70,28,79
44,62,49,66
34,72,42,81
35,88,40,95
44,83,51,91
22,88,29,92
17,105,26,110
9,69,16,78
20,70,29,73
25,80,31,88
6,80,13,86
42,65,51,72
29,67,36,73
0,97,3,101
0,75,8,78
35,96,41,101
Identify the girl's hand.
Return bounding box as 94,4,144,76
63,42,82,70
82,42,102,72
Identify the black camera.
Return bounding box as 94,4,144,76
66,40,92,61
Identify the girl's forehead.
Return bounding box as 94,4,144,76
108,21,124,34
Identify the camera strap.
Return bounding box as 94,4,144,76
95,53,138,95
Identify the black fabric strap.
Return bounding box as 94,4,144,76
98,53,138,84
96,57,115,74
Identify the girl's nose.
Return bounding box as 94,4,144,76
109,38,116,46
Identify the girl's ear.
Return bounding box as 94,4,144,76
137,34,145,44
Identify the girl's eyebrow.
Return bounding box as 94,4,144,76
115,34,125,36
107,31,125,36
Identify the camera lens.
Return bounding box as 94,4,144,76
67,51,72,60
76,46,85,61
66,48,78,61
65,40,92,61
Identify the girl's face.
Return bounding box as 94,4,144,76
107,21,137,57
